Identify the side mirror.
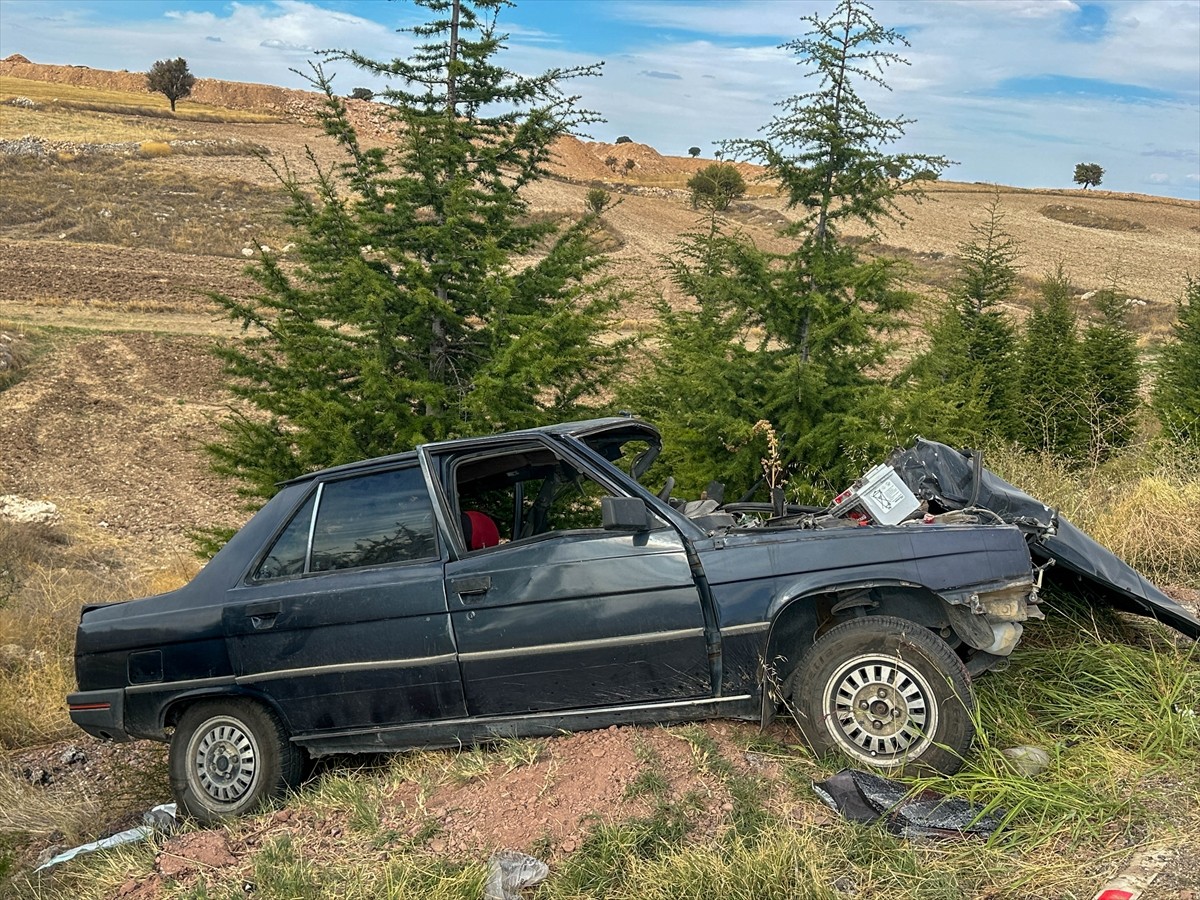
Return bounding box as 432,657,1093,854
601,496,652,532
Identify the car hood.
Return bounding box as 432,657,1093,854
888,439,1200,640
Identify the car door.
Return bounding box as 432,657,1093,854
222,464,466,736
432,438,711,717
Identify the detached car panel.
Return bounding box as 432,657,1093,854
69,418,1189,823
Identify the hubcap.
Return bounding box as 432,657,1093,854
823,654,938,766
188,717,260,805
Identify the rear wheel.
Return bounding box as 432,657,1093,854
169,699,303,823
787,615,975,774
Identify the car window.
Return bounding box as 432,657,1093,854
310,468,437,572
254,493,316,580
452,445,611,548
255,468,437,579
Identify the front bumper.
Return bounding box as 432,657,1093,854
67,688,131,742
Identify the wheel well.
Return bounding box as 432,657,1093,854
761,584,951,724
161,690,288,734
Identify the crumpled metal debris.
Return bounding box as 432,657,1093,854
34,802,178,872
483,849,549,900
812,769,1004,839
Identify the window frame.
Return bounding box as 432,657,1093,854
248,465,440,583
442,439,640,555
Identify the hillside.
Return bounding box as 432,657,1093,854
2,59,1199,900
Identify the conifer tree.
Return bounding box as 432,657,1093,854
1081,281,1140,460
733,0,950,493
634,0,952,500
1153,275,1200,448
1017,265,1088,459
208,0,626,502
900,196,1021,443
620,210,784,494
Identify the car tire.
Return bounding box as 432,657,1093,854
169,698,303,824
786,615,975,774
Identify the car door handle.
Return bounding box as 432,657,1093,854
244,600,281,629
451,576,491,601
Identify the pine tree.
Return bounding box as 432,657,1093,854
735,0,951,493
208,0,625,502
619,212,785,495
901,196,1021,444
1153,276,1200,448
1018,265,1088,459
1081,282,1140,461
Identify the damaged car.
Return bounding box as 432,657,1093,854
67,418,1199,822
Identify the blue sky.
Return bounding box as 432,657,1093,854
2,0,1198,199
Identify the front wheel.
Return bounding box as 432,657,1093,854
787,616,975,774
169,699,304,823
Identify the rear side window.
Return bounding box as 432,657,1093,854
254,468,436,580
311,468,437,572
254,493,316,580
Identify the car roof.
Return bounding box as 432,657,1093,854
280,417,658,486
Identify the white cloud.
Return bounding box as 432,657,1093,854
1145,172,1172,184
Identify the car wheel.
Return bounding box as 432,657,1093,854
786,615,975,774
169,699,303,823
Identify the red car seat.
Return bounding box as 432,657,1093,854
462,510,500,550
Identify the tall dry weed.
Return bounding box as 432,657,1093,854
0,521,146,749
986,442,1200,585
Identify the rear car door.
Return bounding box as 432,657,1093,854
432,437,710,717
222,464,466,736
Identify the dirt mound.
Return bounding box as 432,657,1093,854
547,135,762,183
0,56,309,115
387,724,779,857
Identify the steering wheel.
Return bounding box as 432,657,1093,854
657,476,675,502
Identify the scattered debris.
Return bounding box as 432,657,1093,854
1002,746,1051,777
812,769,1004,840
33,803,177,872
484,850,549,900
1091,846,1176,900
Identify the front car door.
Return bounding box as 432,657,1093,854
223,463,466,737
431,435,711,717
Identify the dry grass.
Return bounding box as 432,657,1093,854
0,519,149,749
0,154,293,257
0,773,104,842
1040,203,1146,232
0,76,281,126
986,442,1200,586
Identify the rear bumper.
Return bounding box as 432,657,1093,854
67,688,131,742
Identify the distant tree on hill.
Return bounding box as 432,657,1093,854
1074,162,1104,189
604,155,618,171
615,135,632,144
688,146,701,158
146,57,195,112
686,162,746,211
623,158,636,174
348,87,375,101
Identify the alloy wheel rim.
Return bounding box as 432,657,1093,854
822,653,938,766
188,717,260,805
